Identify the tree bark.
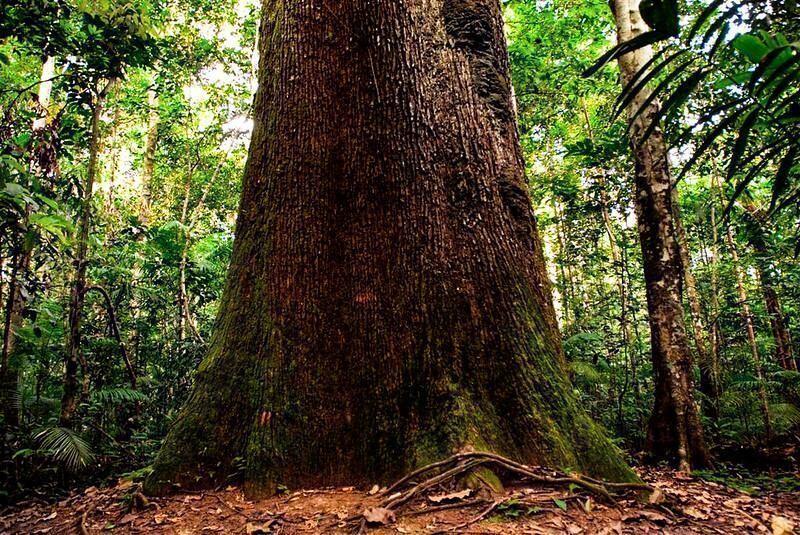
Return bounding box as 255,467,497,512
59,81,111,427
611,0,709,470
144,0,634,497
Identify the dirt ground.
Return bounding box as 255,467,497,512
2,466,798,534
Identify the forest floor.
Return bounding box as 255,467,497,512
2,465,799,534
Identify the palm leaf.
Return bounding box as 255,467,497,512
35,426,95,471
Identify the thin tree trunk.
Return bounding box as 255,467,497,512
141,88,159,223
0,243,32,426
742,203,796,371
723,223,772,440
621,241,641,404
673,194,720,417
178,156,228,346
612,0,709,470
1,56,55,426
708,180,724,391
32,56,55,131
59,80,112,427
175,157,198,343
84,285,136,389
145,0,635,497
581,95,637,404
551,198,572,328
105,103,123,214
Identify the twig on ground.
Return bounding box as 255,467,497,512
405,498,491,517
78,502,97,535
431,498,507,534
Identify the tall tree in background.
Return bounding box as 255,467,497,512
59,80,113,427
145,0,635,497
0,56,56,427
742,203,796,372
611,0,709,470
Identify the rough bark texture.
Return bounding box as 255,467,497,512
612,0,709,470
144,0,634,497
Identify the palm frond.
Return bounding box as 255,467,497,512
34,426,95,471
769,403,800,430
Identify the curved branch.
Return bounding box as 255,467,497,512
83,285,136,389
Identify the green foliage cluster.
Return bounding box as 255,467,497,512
0,0,256,503
508,0,800,455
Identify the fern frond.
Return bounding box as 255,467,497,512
90,387,147,405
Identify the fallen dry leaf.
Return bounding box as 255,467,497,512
118,513,137,525
245,521,273,534
648,488,665,504
771,515,795,535
683,506,709,520
363,506,396,525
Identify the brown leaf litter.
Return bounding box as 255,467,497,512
1,466,798,534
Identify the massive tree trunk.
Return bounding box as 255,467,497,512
144,0,634,497
612,0,709,470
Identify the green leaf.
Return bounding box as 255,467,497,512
35,427,95,471
90,387,147,405
733,34,769,63
641,68,708,141
727,108,760,181
770,146,799,213
12,448,37,460
553,498,568,511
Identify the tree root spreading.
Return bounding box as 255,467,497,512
353,451,652,529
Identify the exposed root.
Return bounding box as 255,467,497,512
78,502,96,535
355,451,652,530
